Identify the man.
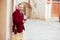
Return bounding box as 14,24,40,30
12,3,25,40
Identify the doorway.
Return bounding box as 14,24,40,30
52,0,59,17
51,0,59,21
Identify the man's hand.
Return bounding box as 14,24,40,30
23,20,26,23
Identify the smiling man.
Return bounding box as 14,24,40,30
12,3,25,40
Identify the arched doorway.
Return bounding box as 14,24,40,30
22,2,32,19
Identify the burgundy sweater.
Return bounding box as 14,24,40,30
12,9,25,33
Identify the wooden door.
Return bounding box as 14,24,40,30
52,3,59,17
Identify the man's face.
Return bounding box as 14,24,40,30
18,5,23,11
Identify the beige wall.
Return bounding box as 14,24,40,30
36,0,46,20
30,0,46,20
0,0,7,40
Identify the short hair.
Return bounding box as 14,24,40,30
15,3,23,9
18,3,22,6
